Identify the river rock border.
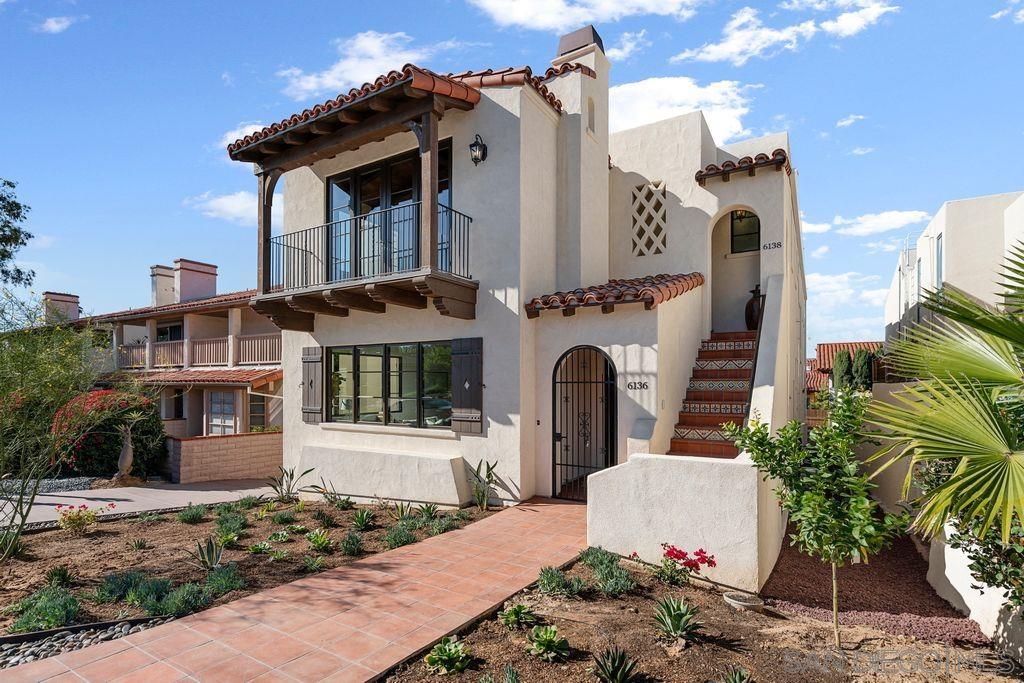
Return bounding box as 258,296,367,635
0,617,173,669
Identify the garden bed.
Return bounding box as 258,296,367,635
386,554,1016,682
0,498,493,637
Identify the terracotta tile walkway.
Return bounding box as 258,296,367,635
10,498,586,683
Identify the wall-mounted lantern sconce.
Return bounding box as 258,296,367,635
469,134,488,166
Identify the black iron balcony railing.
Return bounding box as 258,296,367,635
268,203,471,292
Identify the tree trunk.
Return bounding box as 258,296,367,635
832,562,841,650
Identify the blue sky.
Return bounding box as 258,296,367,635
3,0,1022,349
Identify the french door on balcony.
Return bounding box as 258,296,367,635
327,142,451,282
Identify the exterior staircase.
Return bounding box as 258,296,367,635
669,330,756,458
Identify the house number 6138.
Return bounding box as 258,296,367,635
763,241,782,250
627,381,649,390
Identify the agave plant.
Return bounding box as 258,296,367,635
266,466,315,503
653,596,702,642
526,625,569,662
591,647,641,683
866,245,1024,542
185,538,223,571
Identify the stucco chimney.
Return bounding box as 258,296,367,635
42,292,80,323
151,264,175,306
556,25,604,57
174,259,217,302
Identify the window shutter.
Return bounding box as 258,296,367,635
451,337,482,434
301,346,323,424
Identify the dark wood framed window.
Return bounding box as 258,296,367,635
328,341,452,429
730,210,760,254
156,322,183,342
249,394,266,429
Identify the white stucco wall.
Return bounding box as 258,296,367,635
1004,193,1024,260
710,213,759,331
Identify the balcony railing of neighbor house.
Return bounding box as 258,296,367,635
152,340,184,367
191,338,228,366
238,333,281,365
268,203,471,292
118,343,146,368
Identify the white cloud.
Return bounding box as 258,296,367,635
800,212,831,234
836,113,865,127
220,72,234,87
806,271,881,311
810,245,830,258
779,0,831,9
184,191,283,227
991,1,1024,22
833,209,930,236
278,31,455,101
37,16,81,33
864,237,902,253
859,287,889,306
849,146,875,155
672,8,818,66
219,122,266,149
608,77,755,141
820,1,898,37
466,0,700,32
605,30,651,61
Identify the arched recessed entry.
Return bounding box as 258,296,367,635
711,209,761,331
551,346,617,501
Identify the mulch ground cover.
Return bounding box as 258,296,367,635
388,556,1016,682
0,498,493,633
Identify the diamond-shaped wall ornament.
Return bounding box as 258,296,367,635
631,181,667,256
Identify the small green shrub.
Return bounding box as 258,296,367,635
481,667,521,683
152,582,209,617
248,541,272,554
271,510,295,525
428,515,460,536
237,495,261,510
0,530,24,557
177,503,207,524
267,549,289,562
286,523,308,534
205,564,245,596
423,636,472,675
266,466,314,503
388,501,415,522
334,496,355,510
352,509,375,531
526,625,569,662
384,523,416,549
45,565,75,588
186,538,224,570
651,557,688,586
214,502,239,516
267,530,289,543
8,586,81,633
536,567,587,597
125,578,172,611
498,604,538,631
653,596,702,642
217,531,240,549
312,509,337,528
215,511,247,536
340,531,363,556
580,546,618,571
305,528,334,553
718,667,753,683
135,512,165,525
302,555,325,573
126,537,151,551
417,503,439,521
96,571,146,603
591,647,641,683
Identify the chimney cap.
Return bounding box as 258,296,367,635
41,291,79,300
557,24,604,57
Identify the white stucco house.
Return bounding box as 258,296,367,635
228,26,807,591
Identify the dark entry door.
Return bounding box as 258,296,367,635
552,346,616,501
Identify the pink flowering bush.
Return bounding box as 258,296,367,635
55,502,116,535
630,544,717,586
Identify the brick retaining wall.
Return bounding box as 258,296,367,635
167,431,282,484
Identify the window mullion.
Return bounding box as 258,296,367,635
417,343,424,428
383,344,391,425
352,346,359,424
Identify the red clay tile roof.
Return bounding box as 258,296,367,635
227,65,481,156
85,290,256,324
806,358,828,393
695,149,791,186
447,63,595,113
815,341,883,372
120,368,282,386
525,273,704,319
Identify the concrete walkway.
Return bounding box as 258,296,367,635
10,498,587,682
27,480,273,524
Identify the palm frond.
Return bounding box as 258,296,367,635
998,242,1024,312
921,286,1024,350
887,318,1023,389
866,376,1024,541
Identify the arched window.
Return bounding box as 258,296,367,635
730,210,760,254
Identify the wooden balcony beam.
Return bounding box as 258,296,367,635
285,295,349,317
325,288,386,313
412,274,477,304
365,283,427,309
249,299,314,332
433,297,475,320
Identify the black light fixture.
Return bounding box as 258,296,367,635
469,134,487,166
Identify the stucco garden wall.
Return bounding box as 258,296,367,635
168,431,282,484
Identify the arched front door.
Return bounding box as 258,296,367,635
551,346,617,501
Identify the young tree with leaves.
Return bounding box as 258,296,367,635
725,390,907,649
0,178,34,286
832,350,853,391
851,349,873,391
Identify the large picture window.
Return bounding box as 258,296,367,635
730,210,760,254
329,341,452,428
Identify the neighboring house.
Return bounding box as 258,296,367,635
806,341,883,393
884,191,1024,345
227,26,806,590
50,258,285,483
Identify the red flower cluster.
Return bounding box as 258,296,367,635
662,543,717,573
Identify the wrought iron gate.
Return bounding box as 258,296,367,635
552,346,616,501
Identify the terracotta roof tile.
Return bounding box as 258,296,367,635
226,64,481,156
695,149,791,186
525,273,704,319
815,341,883,372
114,368,282,386
806,358,828,392
85,289,256,323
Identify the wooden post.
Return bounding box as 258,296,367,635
112,323,124,369
256,166,282,294
227,308,241,367
418,107,440,270
145,319,157,369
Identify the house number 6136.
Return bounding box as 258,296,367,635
627,381,649,390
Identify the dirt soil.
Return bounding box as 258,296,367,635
0,500,493,632
387,561,1019,683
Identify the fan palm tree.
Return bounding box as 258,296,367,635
866,244,1024,542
